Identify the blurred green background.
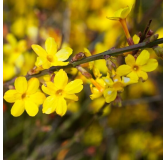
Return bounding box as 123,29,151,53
3,0,163,159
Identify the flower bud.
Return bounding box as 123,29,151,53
138,31,142,38
70,52,85,62
50,73,55,82
9,85,15,90
149,34,159,42
28,66,42,75
146,29,154,37
76,66,92,79
153,46,163,59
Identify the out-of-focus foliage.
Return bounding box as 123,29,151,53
3,0,163,159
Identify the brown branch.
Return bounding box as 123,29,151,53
3,38,163,89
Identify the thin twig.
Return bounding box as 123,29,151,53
133,20,152,55
139,20,152,43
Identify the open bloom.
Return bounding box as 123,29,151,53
4,33,27,57
42,69,83,116
116,50,158,81
4,77,46,117
103,75,137,103
32,37,72,69
3,33,27,71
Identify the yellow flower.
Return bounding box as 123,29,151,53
103,75,137,103
4,77,46,117
32,37,73,69
4,33,27,55
107,5,132,21
3,33,27,64
116,50,158,81
42,69,83,116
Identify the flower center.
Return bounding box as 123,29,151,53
47,55,53,62
14,47,19,53
56,89,63,96
22,93,27,99
133,65,139,71
113,82,123,91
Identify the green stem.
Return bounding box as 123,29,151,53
3,38,163,88
72,38,162,66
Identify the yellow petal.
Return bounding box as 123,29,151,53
17,40,27,52
133,34,140,44
31,44,47,59
4,90,21,103
42,60,51,69
110,9,123,20
43,95,57,114
125,54,135,67
136,50,150,66
90,84,103,100
56,97,67,116
140,59,158,72
52,61,69,66
90,92,103,100
42,82,57,96
102,77,113,86
45,37,58,56
107,6,131,20
15,77,27,93
64,94,78,101
116,65,132,76
11,99,24,117
137,70,148,80
84,48,91,57
26,78,40,94
24,99,39,117
30,91,46,105
90,84,99,93
6,33,17,46
93,67,102,78
122,77,138,86
3,44,13,54
106,16,120,21
35,57,44,67
121,5,132,19
55,47,72,61
89,61,94,70
113,75,121,82
54,69,68,89
64,79,83,94
127,71,139,81
104,88,117,103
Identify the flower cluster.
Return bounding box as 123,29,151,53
90,49,158,104
4,69,83,117
3,5,160,118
